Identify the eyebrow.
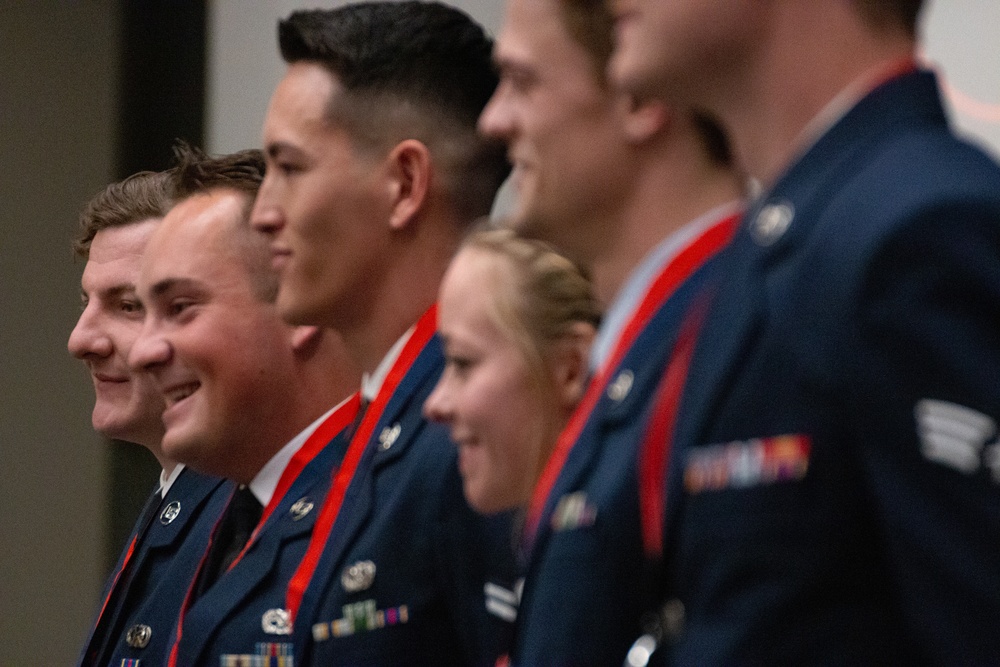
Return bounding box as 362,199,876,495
84,283,137,301
265,141,305,161
149,277,201,299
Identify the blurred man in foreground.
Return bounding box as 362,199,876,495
611,0,1000,661
473,0,744,662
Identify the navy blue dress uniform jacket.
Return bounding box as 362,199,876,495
170,426,352,666
293,335,517,666
512,245,725,666
658,70,1000,665
78,466,230,667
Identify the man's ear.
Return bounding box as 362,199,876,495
290,325,322,354
385,139,432,231
617,92,671,144
551,321,597,409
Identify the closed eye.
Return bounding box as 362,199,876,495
445,354,474,374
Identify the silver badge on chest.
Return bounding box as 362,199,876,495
751,201,794,246
341,560,377,593
262,608,293,635
125,623,152,648
378,423,401,450
607,369,634,402
289,496,314,521
159,501,181,525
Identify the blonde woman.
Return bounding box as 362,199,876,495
424,227,599,514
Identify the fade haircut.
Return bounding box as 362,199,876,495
561,0,733,168
74,170,173,259
277,1,510,222
853,0,925,37
169,142,277,302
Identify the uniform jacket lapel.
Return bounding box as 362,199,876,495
664,71,948,526
177,435,347,662
142,469,227,552
83,468,229,667
531,306,679,562
298,337,444,615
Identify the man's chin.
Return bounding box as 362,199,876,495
505,209,580,261
499,201,541,238
91,409,134,443
276,289,316,326
160,431,204,469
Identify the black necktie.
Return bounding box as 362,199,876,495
196,485,262,598
343,396,370,442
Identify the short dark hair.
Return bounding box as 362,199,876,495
169,142,276,302
277,1,510,222
74,170,173,259
853,0,925,37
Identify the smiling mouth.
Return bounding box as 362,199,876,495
94,372,128,384
165,382,200,407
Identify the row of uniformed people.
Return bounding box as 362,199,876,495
70,0,744,664
70,3,516,665
70,0,1000,665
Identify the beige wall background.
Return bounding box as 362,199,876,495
1,1,997,664
205,0,504,154
207,0,1000,159
0,2,117,665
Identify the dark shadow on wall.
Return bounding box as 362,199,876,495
105,0,206,572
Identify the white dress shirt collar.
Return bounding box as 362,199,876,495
159,463,186,499
247,396,351,507
361,324,415,403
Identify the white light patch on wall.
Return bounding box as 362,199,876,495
923,0,1000,160
206,0,503,155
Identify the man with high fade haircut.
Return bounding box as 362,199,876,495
610,0,1000,662
69,170,231,667
475,0,743,663
128,144,361,666
251,2,515,664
